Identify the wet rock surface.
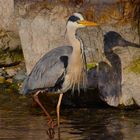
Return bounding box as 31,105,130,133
0,49,26,88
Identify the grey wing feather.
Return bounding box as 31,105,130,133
22,46,73,93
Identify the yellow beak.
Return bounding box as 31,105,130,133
78,20,98,26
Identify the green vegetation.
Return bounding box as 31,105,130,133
87,62,97,70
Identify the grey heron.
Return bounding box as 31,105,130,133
88,31,140,106
21,13,98,128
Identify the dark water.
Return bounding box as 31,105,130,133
0,91,140,140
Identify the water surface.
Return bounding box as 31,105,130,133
0,90,140,140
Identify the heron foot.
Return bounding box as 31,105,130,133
46,127,55,139
48,119,57,128
46,119,56,139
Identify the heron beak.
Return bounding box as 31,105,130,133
78,20,98,26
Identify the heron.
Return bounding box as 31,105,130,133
88,31,140,106
21,13,98,128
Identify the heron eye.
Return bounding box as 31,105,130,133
77,20,81,24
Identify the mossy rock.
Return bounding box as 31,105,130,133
0,49,24,65
126,58,140,74
9,50,24,62
0,82,19,94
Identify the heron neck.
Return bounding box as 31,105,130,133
66,27,81,51
63,27,87,92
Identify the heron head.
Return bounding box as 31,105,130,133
104,31,140,52
67,13,98,29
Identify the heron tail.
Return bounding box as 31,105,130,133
20,77,29,95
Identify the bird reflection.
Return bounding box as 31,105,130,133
46,127,55,140
88,31,140,106
45,126,62,140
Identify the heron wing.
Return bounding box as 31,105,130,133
23,46,73,92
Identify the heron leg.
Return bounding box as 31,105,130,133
33,91,54,127
57,93,63,128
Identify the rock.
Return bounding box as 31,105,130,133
0,53,14,67
87,38,140,107
5,57,13,64
16,1,140,72
16,1,140,107
6,78,13,84
15,1,104,74
120,59,140,106
0,68,8,77
0,68,4,76
0,76,5,83
8,35,21,50
0,0,21,51
0,0,17,32
0,0,139,108
17,5,71,74
14,70,26,82
6,68,17,77
0,29,21,51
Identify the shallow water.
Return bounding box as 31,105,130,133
0,91,140,140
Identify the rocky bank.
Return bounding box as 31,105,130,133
0,0,140,107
